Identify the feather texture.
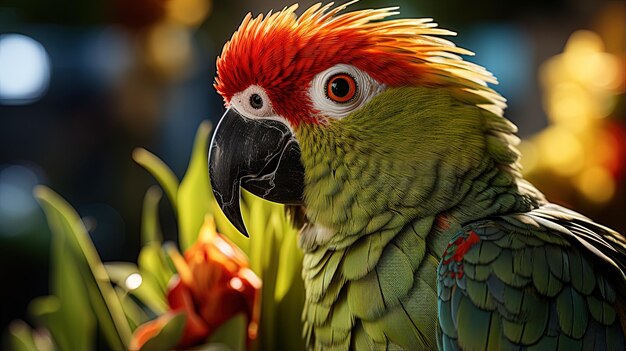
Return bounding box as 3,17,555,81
438,205,626,350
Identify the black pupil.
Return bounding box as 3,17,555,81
331,78,350,98
250,94,263,109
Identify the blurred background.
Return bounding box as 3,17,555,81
0,0,624,343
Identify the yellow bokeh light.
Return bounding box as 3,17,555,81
537,127,585,176
546,83,593,129
531,26,623,208
146,24,193,78
167,0,212,27
519,140,539,174
575,166,615,203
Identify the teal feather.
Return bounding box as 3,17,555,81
438,297,457,338
438,208,626,350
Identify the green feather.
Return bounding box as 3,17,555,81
352,322,380,350
532,247,564,297
341,230,396,280
556,334,582,351
456,296,493,351
568,251,595,295
546,245,566,280
491,249,514,284
606,322,625,351
501,288,549,345
393,222,428,271
586,295,616,325
503,284,524,316
346,269,386,320
378,244,415,309
465,278,496,310
329,295,354,332
512,248,533,278
556,287,589,339
527,335,557,351
307,250,344,302
473,264,492,282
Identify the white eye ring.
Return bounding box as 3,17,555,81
309,64,384,120
230,85,276,120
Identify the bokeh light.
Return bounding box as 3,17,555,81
125,273,143,290
523,28,625,206
0,34,50,104
0,165,40,237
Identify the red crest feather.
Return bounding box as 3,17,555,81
215,1,505,125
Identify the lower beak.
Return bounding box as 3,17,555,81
208,108,304,236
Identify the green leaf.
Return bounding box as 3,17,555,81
274,213,302,301
133,148,179,211
7,320,54,351
28,294,87,351
137,312,186,351
105,262,168,314
138,243,174,295
114,286,151,330
34,186,133,350
141,186,163,246
177,121,213,250
215,197,249,255
32,198,96,351
237,193,305,351
207,314,247,351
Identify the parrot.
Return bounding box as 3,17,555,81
207,2,626,350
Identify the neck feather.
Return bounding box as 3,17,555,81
295,87,544,252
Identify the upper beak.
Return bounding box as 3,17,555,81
208,108,304,236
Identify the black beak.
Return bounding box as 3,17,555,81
208,108,304,236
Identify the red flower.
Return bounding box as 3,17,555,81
130,218,261,350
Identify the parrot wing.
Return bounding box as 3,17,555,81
437,203,626,351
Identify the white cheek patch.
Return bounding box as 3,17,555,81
231,85,275,119
229,85,295,134
309,64,384,120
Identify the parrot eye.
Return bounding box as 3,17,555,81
230,85,276,120
249,93,264,109
309,64,383,119
326,74,357,103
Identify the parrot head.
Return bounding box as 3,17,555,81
209,2,517,239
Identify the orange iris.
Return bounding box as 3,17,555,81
326,73,357,103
